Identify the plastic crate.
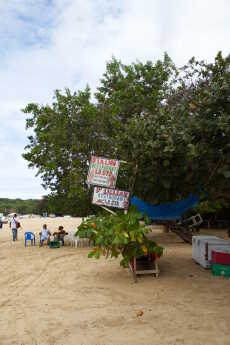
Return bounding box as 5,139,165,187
211,264,230,277
49,241,60,248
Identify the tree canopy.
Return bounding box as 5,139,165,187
22,52,230,215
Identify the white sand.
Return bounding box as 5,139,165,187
0,218,229,345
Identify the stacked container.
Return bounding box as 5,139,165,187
211,247,230,277
192,236,230,268
212,247,230,265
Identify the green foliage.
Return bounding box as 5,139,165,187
40,193,96,217
23,52,230,215
113,52,230,203
186,198,229,217
95,54,177,121
76,209,164,268
0,198,42,215
196,200,228,215
22,87,113,216
75,217,95,238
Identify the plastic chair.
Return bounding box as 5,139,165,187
75,235,80,247
24,232,36,247
65,231,77,247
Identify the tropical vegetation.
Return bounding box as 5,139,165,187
22,52,230,216
76,209,164,268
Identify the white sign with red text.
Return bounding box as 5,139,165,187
87,156,120,188
92,187,130,209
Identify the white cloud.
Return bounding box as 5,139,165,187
0,0,230,198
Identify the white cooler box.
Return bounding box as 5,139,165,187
192,236,230,268
192,236,218,263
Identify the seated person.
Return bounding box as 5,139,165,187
53,226,68,246
39,224,51,246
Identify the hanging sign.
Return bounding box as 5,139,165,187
92,187,130,209
87,156,120,188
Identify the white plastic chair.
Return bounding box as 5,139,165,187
64,231,76,247
75,235,80,247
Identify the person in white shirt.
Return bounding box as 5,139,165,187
39,224,51,246
10,213,19,241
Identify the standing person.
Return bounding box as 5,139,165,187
10,214,20,241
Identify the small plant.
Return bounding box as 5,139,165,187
75,219,95,239
76,208,163,268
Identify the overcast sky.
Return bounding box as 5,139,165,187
0,0,229,199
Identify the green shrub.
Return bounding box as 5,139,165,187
76,208,164,268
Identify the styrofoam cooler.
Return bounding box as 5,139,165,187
192,236,218,263
192,236,230,268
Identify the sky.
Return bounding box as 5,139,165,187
0,0,230,199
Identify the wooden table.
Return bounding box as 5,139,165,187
129,256,160,283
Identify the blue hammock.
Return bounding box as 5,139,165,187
131,193,200,220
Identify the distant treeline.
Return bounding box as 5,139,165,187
0,198,43,215
0,197,94,217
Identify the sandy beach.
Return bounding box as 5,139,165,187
0,218,229,345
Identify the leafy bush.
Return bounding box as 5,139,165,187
75,218,95,238
76,209,164,268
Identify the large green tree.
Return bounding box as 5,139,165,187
104,53,230,203
23,88,103,215
23,52,230,215
23,55,175,214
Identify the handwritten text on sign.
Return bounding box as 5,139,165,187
87,156,119,188
92,187,130,209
